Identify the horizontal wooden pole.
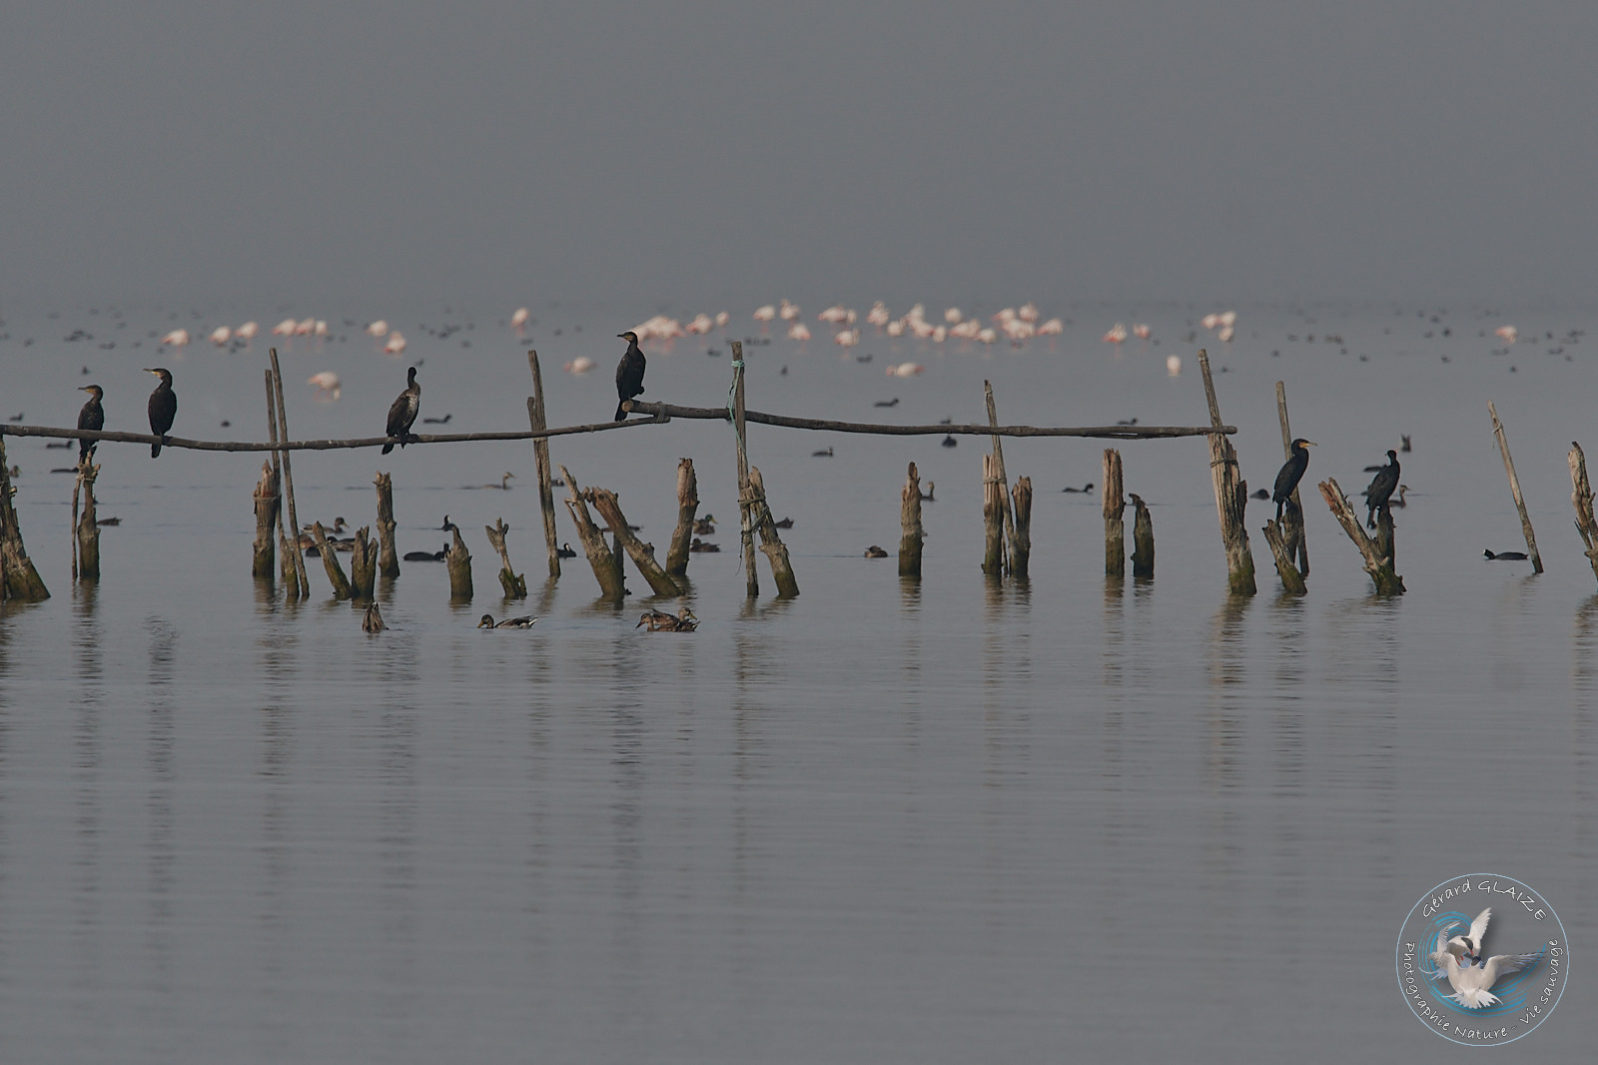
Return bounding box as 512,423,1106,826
0,405,1234,454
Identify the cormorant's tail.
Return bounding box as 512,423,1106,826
615,402,627,422
382,441,395,455
151,440,162,458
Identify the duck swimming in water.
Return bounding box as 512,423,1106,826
637,607,697,632
556,542,578,558
478,614,536,629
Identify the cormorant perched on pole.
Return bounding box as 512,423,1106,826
144,368,176,457
76,384,104,465
1363,449,1400,528
1272,437,1315,521
383,366,420,455
614,330,646,421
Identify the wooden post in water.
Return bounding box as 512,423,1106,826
268,350,310,599
1010,475,1033,579
1276,381,1309,574
1317,478,1404,594
1260,518,1307,595
347,526,378,600
1130,493,1155,578
311,522,353,600
730,340,759,598
1103,449,1125,578
526,350,560,578
748,466,799,597
75,461,101,582
1198,349,1256,595
374,472,399,578
264,369,300,596
485,517,528,599
0,437,48,601
445,525,473,600
559,464,625,601
590,488,682,597
665,457,698,578
982,452,1006,576
251,460,278,580
1569,442,1598,584
983,380,1016,573
1488,401,1543,574
899,461,925,578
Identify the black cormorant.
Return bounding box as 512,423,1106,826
1062,482,1095,494
1272,438,1315,520
556,542,578,558
145,368,176,457
1364,450,1400,527
76,384,104,465
1484,549,1529,561
614,330,646,421
383,366,420,454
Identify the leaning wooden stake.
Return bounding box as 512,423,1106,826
1260,518,1307,595
526,350,561,578
1488,401,1543,574
981,453,1006,576
1317,478,1404,594
983,380,1017,573
898,461,925,578
373,472,399,579
264,369,301,597
75,460,101,582
559,464,625,601
485,517,528,599
268,350,310,599
348,526,378,600
591,488,682,597
1276,381,1309,574
0,438,48,601
251,460,279,580
1569,442,1598,584
1103,449,1125,578
311,522,353,600
747,466,799,597
665,457,699,578
730,340,759,598
1130,493,1155,578
445,525,473,600
1198,349,1256,595
1010,476,1033,579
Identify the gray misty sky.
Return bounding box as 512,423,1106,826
4,1,1596,311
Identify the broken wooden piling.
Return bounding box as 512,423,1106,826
485,517,528,599
445,526,473,600
1276,381,1309,574
559,464,625,601
1488,401,1543,573
1260,518,1307,595
374,472,399,578
665,457,699,578
348,526,378,600
983,381,1017,574
1103,449,1125,578
1130,493,1154,578
730,340,759,598
1317,478,1404,594
899,461,925,578
311,522,353,600
526,350,561,578
0,438,48,601
1010,475,1033,579
267,353,310,598
75,461,101,582
1198,349,1256,595
748,466,799,597
1569,442,1598,584
251,461,279,580
590,487,682,597
982,453,1006,577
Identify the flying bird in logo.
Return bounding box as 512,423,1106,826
1428,908,1541,1009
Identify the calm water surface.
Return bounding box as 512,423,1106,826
0,302,1593,1061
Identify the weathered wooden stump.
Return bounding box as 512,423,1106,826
1198,349,1255,595
252,460,279,580
485,517,528,599
981,452,1006,577
75,461,101,582
1130,492,1155,578
1261,518,1307,595
559,464,625,601
374,471,399,578
589,488,682,597
445,525,473,600
0,438,48,601
1569,442,1598,584
1317,478,1404,594
312,522,353,600
1103,449,1125,578
1488,401,1543,573
1009,475,1032,579
748,467,799,597
526,350,561,578
266,355,309,599
898,461,924,579
665,456,698,578
348,525,378,600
